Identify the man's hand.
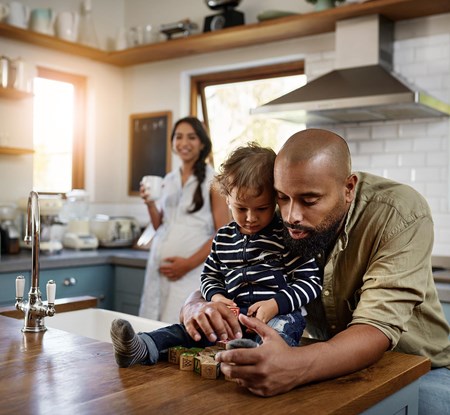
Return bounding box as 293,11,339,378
215,314,301,396
216,315,391,397
247,299,278,323
180,290,242,342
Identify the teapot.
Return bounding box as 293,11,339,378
29,8,54,35
55,11,79,42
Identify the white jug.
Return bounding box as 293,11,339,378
55,11,79,42
0,3,9,21
29,8,54,35
5,1,29,29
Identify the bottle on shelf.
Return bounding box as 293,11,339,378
77,0,99,49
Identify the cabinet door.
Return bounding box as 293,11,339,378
0,265,114,309
114,266,145,316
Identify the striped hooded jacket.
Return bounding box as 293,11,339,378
200,215,322,315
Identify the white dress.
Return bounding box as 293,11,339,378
139,165,216,323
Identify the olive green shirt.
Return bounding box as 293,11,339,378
305,172,450,368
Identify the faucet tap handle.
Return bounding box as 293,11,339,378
16,275,25,299
46,280,56,305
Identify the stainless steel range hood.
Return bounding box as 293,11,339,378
251,15,450,125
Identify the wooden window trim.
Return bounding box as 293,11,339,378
190,60,305,122
36,67,87,189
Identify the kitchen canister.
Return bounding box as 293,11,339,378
29,8,54,35
55,11,79,42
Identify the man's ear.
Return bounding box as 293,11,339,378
345,174,358,203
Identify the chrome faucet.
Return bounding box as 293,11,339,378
15,191,56,332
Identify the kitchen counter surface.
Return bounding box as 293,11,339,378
0,314,430,415
0,248,148,273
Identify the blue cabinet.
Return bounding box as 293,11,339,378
0,264,114,310
114,265,145,316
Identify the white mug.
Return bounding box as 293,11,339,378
141,175,163,201
5,1,29,29
55,11,79,42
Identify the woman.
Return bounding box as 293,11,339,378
139,117,229,323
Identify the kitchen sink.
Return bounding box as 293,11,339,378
46,308,169,343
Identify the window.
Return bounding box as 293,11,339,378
33,67,86,192
191,61,306,168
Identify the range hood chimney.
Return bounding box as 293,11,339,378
251,15,450,124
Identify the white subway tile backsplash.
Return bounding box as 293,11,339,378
425,182,448,197
398,153,426,167
371,124,399,139
371,154,397,167
344,126,371,140
359,140,384,153
426,152,449,167
385,139,413,153
384,168,412,183
413,167,443,182
399,122,428,138
413,137,444,152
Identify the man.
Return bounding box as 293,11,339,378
180,129,450,414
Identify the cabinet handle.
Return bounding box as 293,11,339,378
63,277,77,286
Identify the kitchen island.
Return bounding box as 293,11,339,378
0,315,430,415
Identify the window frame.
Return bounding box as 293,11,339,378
189,60,305,125
36,67,87,190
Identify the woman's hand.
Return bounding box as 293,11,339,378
159,256,191,280
180,290,242,342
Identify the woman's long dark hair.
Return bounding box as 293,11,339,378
171,117,212,213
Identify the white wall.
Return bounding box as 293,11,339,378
0,1,449,256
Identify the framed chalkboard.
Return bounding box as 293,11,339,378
128,111,172,196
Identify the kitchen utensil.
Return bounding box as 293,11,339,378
0,203,20,254
160,19,198,40
5,1,29,29
203,0,244,32
29,8,54,35
90,215,141,247
205,0,242,10
55,11,79,42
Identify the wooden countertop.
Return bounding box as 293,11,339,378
0,315,430,415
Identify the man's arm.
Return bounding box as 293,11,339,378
216,314,390,397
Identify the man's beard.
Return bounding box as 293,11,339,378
282,212,344,259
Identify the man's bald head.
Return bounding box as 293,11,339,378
277,129,352,181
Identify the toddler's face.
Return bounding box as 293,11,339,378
227,187,276,235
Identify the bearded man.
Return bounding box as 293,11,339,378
180,128,450,415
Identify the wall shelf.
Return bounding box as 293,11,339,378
0,0,450,67
0,146,34,155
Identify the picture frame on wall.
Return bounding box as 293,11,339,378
128,111,172,196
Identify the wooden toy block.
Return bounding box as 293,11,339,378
216,339,230,349
194,354,214,374
179,352,197,371
194,355,204,374
168,346,188,364
227,305,240,317
204,345,221,354
201,359,221,379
